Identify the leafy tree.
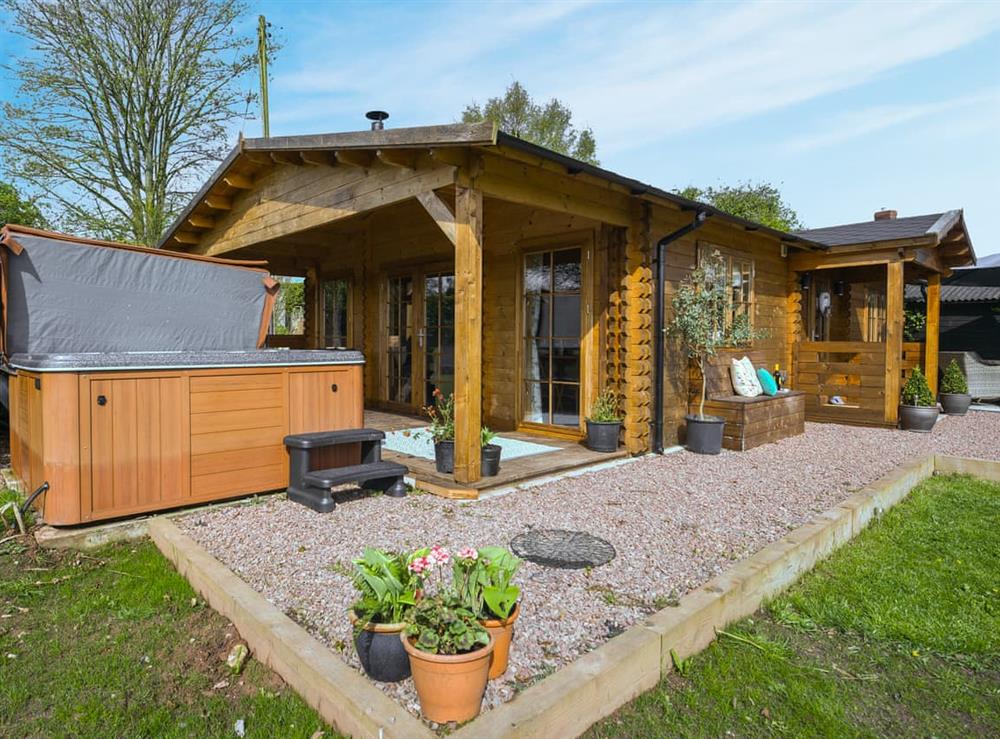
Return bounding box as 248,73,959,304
462,81,598,164
272,277,304,335
677,181,803,232
0,181,47,228
0,0,267,245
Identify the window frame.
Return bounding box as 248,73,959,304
697,242,756,330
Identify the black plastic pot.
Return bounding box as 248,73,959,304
352,619,411,682
481,443,501,477
939,393,972,416
898,404,939,432
434,440,455,474
585,420,621,452
684,414,725,454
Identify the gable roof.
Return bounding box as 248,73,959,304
156,123,829,252
795,212,951,246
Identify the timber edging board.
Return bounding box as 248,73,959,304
150,455,998,739
147,518,433,739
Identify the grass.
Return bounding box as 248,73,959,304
587,474,1000,738
0,534,335,738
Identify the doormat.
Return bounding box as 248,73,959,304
382,427,560,461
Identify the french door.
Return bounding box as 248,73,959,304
384,270,455,409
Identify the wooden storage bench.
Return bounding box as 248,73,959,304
693,350,806,451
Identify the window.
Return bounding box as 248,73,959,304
698,244,755,328
322,278,351,348
522,247,582,428
270,276,305,335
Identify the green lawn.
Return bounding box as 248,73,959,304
0,535,333,738
588,474,1000,738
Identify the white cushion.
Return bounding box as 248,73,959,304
741,356,764,395
730,357,762,397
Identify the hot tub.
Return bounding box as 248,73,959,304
8,349,365,525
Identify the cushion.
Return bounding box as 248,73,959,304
740,356,764,395
730,357,761,397
757,367,778,396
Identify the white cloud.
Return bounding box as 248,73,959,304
265,0,1000,155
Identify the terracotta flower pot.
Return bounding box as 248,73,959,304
349,611,410,682
480,602,519,680
401,632,495,723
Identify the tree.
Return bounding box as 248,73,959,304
0,181,47,228
0,0,264,245
677,181,803,232
462,81,598,165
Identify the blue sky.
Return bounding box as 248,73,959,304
2,1,999,256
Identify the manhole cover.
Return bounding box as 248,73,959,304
510,529,616,569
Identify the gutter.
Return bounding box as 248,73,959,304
652,210,712,454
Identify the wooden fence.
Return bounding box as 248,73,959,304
793,340,887,425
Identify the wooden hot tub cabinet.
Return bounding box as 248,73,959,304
7,351,364,525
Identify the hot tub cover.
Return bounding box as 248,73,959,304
0,225,278,356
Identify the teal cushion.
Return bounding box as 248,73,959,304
757,367,778,396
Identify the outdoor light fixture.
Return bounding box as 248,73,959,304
834,280,845,297
800,272,812,291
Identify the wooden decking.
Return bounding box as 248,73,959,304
364,410,628,499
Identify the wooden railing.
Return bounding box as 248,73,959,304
793,341,887,425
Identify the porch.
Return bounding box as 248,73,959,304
364,408,627,498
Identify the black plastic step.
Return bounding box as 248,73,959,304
303,460,407,489
284,428,385,449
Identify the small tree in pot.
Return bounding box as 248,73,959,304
586,388,623,452
899,367,939,432
939,359,972,416
669,251,759,454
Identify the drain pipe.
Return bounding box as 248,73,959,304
652,210,711,454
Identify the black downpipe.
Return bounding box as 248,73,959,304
652,211,711,454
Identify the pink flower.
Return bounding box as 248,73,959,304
408,556,430,574
429,544,451,566
457,547,478,560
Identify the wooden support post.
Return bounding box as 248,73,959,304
623,202,653,454
925,272,941,395
305,266,321,349
453,186,483,483
884,261,903,424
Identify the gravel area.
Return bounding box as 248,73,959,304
178,413,1000,721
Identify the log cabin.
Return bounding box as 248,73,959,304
157,120,975,490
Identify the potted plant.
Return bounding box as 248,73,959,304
939,359,972,416
481,427,502,477
349,548,420,682
424,388,455,474
453,546,522,680
899,367,939,432
585,388,622,452
669,251,760,454
402,545,494,723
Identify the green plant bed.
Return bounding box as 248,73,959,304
587,474,1000,737
0,537,335,738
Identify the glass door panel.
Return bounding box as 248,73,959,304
386,276,413,405
423,272,455,402
522,247,582,428
321,278,350,348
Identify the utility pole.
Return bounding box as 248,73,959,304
258,15,270,138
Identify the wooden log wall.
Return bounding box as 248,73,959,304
623,204,653,454
794,340,888,425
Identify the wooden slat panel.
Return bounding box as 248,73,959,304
136,378,162,505
191,464,286,497
111,379,138,510
190,373,283,393
192,445,286,477
159,377,189,501
190,406,284,434
191,388,283,413
191,426,286,456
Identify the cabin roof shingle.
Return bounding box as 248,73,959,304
794,212,958,246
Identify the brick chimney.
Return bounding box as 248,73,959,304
874,209,897,221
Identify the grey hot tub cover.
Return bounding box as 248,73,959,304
0,225,279,356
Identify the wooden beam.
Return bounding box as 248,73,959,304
429,148,469,169
376,149,417,170
203,195,232,211
223,173,254,190
299,151,334,166
244,151,273,166
925,273,940,395
884,261,903,424
187,214,215,229
334,150,374,168
172,231,201,245
270,151,304,165
415,191,457,246
453,185,483,483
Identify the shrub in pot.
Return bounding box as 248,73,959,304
403,546,494,723
586,388,623,452
899,367,939,432
349,548,420,682
424,388,455,473
453,546,522,679
939,359,972,416
481,427,502,477
669,251,763,454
